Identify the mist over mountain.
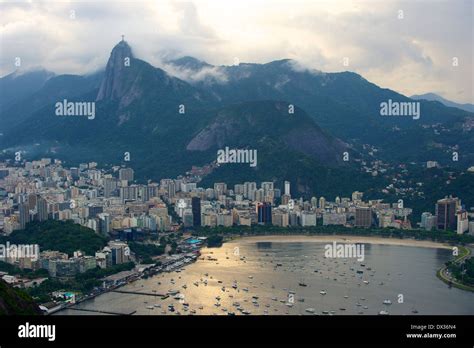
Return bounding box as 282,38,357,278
411,93,474,113
0,40,472,197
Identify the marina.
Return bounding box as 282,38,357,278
57,239,474,316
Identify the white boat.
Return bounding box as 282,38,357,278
320,290,327,295
305,308,316,313
383,299,392,305
379,310,389,315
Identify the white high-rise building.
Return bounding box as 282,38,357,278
457,211,469,234
284,181,290,196
301,211,317,226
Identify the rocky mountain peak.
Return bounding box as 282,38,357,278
96,39,134,101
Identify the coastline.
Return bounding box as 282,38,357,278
229,234,454,250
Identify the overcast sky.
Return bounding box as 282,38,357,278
0,0,472,103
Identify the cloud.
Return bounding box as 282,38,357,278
0,0,472,103
158,61,229,84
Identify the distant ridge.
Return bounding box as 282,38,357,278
411,93,474,113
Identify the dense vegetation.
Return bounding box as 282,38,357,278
0,280,42,315
0,220,108,256
206,235,223,247
447,257,474,286
0,261,49,279
129,242,165,263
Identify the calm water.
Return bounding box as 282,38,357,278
57,239,474,315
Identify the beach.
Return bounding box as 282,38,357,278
234,235,454,250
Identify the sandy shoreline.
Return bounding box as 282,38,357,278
230,234,453,250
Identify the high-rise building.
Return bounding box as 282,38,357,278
319,197,326,209
323,212,346,226
19,203,30,229
104,177,117,198
183,209,194,227
98,213,110,236
192,197,201,226
214,183,227,197
436,197,458,231
234,184,245,195
27,194,37,210
261,182,274,197
257,202,272,224
167,181,176,198
244,182,257,199
36,197,49,222
420,212,432,229
255,189,264,202
352,191,363,202
456,210,469,234
284,181,290,196
88,205,104,218
109,242,129,265
301,211,317,226
355,207,372,227
469,221,474,235
425,215,437,231
0,169,9,179
119,168,134,182
70,167,80,180
120,185,139,201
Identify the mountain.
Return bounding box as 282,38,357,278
0,72,103,133
0,40,473,197
0,69,54,113
176,58,474,164
411,93,474,113
187,100,347,166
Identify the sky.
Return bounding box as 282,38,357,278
0,0,473,103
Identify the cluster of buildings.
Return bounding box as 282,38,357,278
1,159,473,276
2,240,131,279
170,179,415,230
421,197,474,234
0,159,175,235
